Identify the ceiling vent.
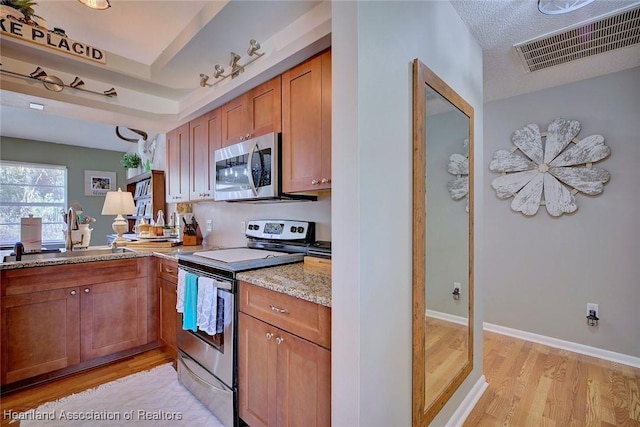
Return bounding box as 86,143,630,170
514,5,640,72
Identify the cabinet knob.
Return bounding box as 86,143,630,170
240,136,244,141
311,179,318,185
275,337,284,345
84,288,90,293
246,133,251,139
266,332,274,340
70,290,77,295
321,178,329,184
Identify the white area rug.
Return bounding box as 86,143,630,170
14,364,224,426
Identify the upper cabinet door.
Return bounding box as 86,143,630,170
221,76,282,148
166,123,190,202
221,94,249,148
190,109,221,201
248,76,282,139
281,50,331,193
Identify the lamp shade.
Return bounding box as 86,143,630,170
77,0,111,10
102,188,135,215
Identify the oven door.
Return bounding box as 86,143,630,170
177,286,234,388
213,132,277,201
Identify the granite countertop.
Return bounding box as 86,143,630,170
237,263,332,308
0,244,210,270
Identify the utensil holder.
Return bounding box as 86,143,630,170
182,234,202,246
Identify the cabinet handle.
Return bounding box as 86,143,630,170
311,179,318,185
276,337,284,345
84,288,90,293
269,304,290,315
164,268,174,274
70,290,77,295
266,332,274,340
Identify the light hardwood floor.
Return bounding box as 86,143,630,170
1,335,639,426
464,331,640,427
0,349,173,427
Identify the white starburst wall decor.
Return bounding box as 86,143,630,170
447,138,469,212
489,118,610,217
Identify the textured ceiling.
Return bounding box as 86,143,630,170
451,0,640,102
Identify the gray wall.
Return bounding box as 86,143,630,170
483,67,640,357
0,137,126,245
332,1,484,426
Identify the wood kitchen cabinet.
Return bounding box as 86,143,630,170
281,49,331,193
157,258,178,360
221,76,282,147
166,122,190,202
238,281,331,427
0,258,153,387
189,108,221,201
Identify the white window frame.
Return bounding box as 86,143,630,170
0,160,68,248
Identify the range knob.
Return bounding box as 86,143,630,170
297,226,305,233
290,226,297,232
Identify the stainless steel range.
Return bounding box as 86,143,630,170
176,219,321,427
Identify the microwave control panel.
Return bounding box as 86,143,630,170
246,220,314,242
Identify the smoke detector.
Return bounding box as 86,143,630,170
515,5,640,72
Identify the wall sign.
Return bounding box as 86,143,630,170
0,15,106,64
489,118,610,217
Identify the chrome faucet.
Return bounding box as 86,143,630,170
65,208,82,251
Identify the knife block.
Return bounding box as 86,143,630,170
182,234,202,246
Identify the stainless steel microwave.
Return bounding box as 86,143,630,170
213,133,279,201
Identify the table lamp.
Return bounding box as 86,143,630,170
101,188,136,245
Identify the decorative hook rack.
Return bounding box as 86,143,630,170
200,39,265,88
0,64,117,98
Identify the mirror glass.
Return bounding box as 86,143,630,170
412,59,474,425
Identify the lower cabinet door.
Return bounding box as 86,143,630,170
80,278,147,360
159,278,178,358
238,312,331,427
238,313,277,427
1,287,81,384
276,328,331,427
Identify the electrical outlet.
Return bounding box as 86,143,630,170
240,221,246,233
587,303,599,318
454,282,461,293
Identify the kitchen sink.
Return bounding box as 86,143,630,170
2,246,129,263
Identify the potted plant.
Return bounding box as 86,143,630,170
121,152,142,178
0,0,46,28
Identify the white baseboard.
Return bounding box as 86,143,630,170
426,309,468,326
484,322,640,369
445,375,488,427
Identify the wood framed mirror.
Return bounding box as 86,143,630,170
412,59,474,425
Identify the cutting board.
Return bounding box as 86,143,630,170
122,240,182,248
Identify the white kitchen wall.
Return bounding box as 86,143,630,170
483,66,640,358
332,1,484,426
190,194,331,247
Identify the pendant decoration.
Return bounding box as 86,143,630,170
489,118,610,216
447,138,469,212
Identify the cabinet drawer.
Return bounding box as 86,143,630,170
158,258,178,283
239,282,330,349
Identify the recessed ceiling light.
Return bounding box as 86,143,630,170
77,0,111,10
29,102,44,111
538,0,596,15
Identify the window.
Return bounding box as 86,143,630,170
0,161,67,247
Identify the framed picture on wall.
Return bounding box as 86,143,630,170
84,170,116,196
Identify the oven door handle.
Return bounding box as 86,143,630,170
180,352,231,393
246,138,259,197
